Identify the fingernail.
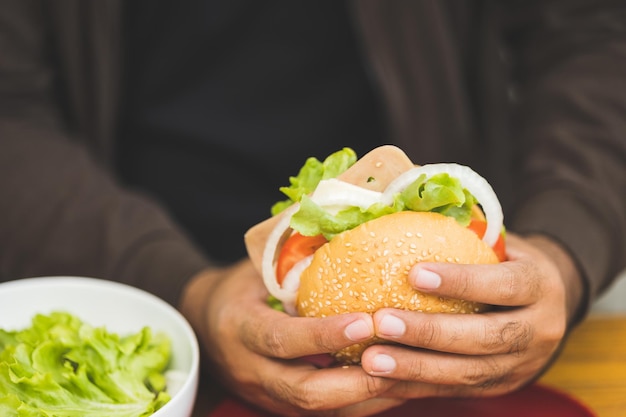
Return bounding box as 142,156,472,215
412,268,441,290
378,314,406,337
344,319,372,342
371,354,396,374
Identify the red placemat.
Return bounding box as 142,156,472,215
207,383,596,417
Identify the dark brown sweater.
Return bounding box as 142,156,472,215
1,0,624,315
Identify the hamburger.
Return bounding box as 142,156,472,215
245,145,506,363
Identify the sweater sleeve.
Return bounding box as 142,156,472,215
0,1,211,306
503,0,626,310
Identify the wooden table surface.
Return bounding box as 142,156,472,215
539,313,626,417
195,313,626,417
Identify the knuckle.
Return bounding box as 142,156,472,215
451,268,474,298
504,321,533,355
404,358,427,381
494,262,537,303
461,360,506,390
412,320,442,346
475,374,509,392
481,320,533,355
495,264,520,302
245,320,290,358
312,323,339,353
265,326,290,358
266,377,322,412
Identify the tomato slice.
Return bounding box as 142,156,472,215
467,219,507,262
276,233,328,285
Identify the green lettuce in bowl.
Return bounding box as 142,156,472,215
0,277,200,417
0,311,170,416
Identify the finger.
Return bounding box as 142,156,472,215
407,257,542,307
327,398,406,417
383,378,511,400
257,359,399,414
372,308,533,355
239,306,375,359
360,345,522,396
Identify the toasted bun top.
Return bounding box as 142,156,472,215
297,211,498,317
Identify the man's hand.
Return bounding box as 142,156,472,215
359,233,583,398
180,260,404,416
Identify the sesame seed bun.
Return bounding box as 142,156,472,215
296,210,499,363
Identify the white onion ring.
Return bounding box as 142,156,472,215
262,204,300,309
282,255,313,293
264,164,504,307
381,163,503,247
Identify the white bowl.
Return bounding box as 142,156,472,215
0,276,200,417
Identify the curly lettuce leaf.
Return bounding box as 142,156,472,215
0,312,171,417
271,147,357,215
291,195,399,240
398,173,476,226
288,173,476,240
